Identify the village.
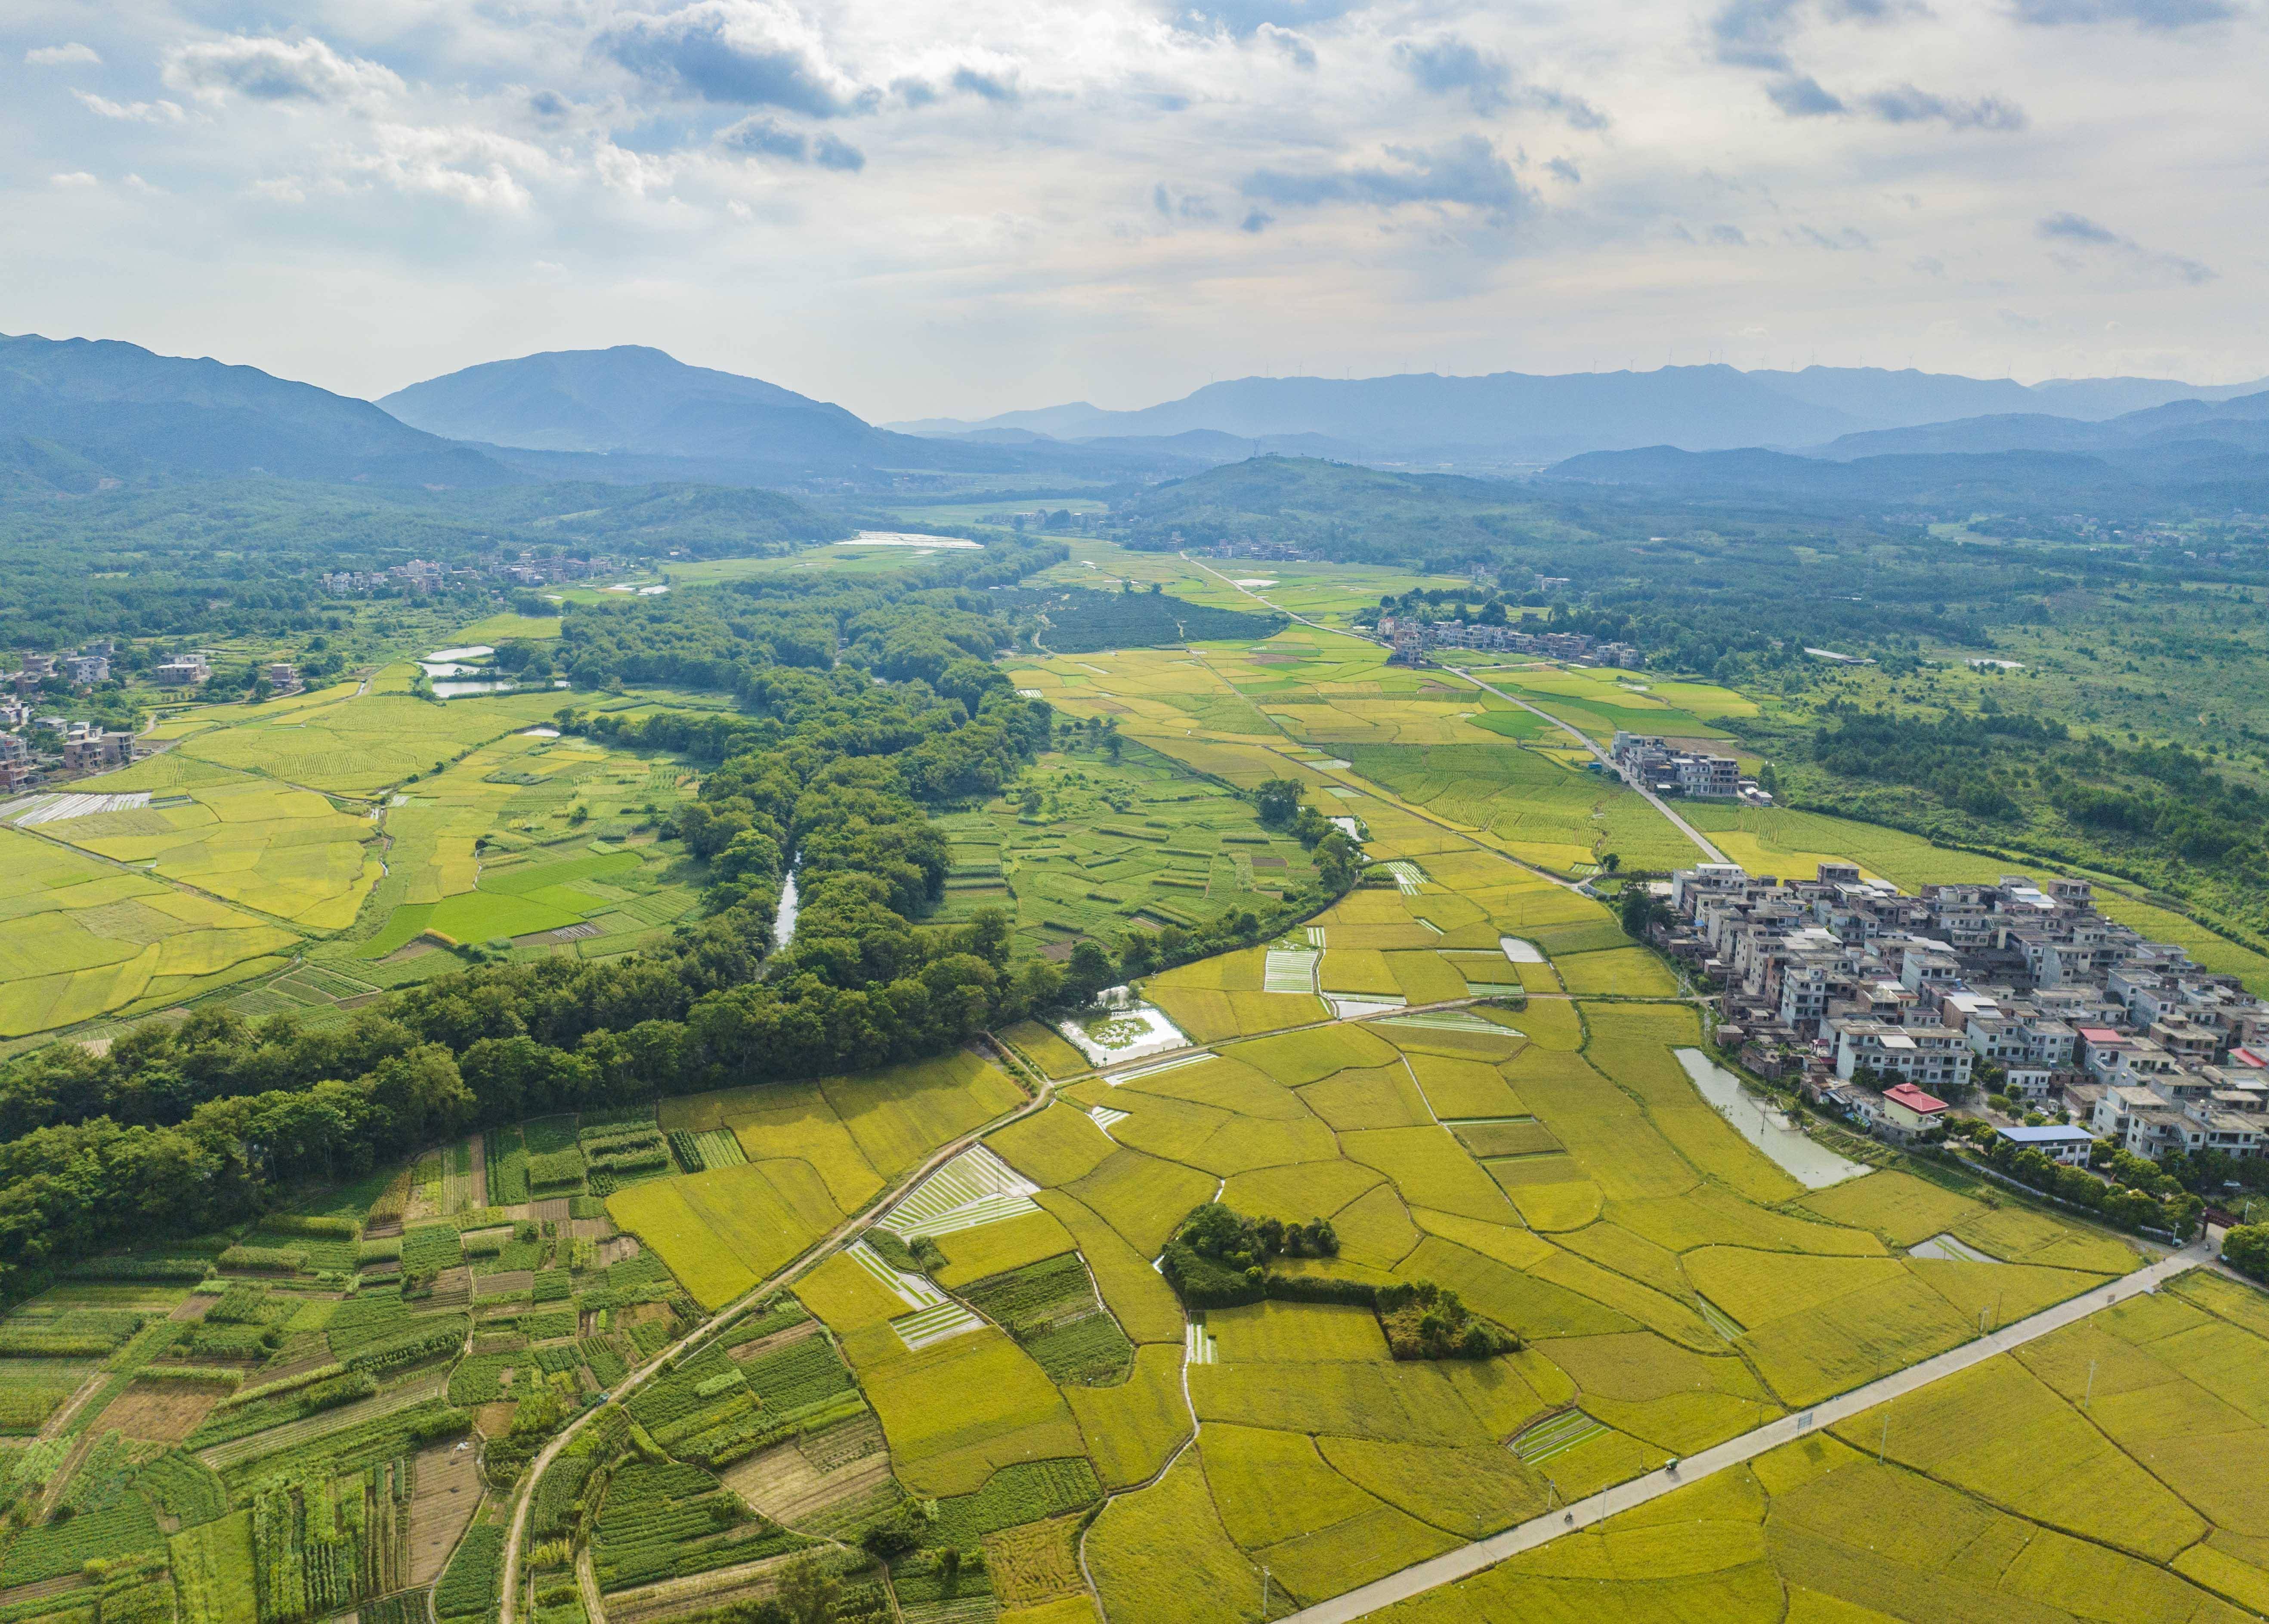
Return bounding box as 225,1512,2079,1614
1649,857,2268,1218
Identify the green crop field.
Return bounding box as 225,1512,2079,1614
1,661,710,1047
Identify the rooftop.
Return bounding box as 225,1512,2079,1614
1884,1082,1949,1114
1994,1124,2095,1145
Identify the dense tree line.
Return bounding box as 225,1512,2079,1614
554,542,1063,692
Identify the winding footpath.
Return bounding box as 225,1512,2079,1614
1277,1245,2208,1624
495,1040,1060,1624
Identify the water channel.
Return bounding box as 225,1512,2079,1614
1673,1047,1871,1189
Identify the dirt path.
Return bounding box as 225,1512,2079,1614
1277,1247,2207,1624
497,1040,1060,1624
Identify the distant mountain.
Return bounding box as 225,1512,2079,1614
0,332,510,493
889,364,2269,465
1543,438,2269,513
379,347,1206,482
1813,390,2269,461
887,366,1856,460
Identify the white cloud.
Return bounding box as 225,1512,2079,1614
164,35,405,109
0,0,2260,411
50,172,101,188
77,92,188,124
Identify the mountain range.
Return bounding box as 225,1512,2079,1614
6,330,2268,515
887,365,2269,463
0,332,509,492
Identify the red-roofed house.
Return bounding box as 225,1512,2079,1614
1881,1081,1950,1136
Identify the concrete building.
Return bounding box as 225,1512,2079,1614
1993,1124,2096,1166
1610,733,1743,800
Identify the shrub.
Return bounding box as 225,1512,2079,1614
2226,1223,2269,1283
215,1246,306,1273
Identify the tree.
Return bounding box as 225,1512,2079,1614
1065,942,1116,1004
1619,884,1667,939
1255,778,1304,828
1599,852,1621,873
2224,1223,2269,1283
774,1556,841,1624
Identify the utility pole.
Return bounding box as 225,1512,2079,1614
1879,1408,1891,1467
1261,1565,1270,1621
2084,1359,2096,1410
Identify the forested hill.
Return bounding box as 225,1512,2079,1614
0,331,511,492
1115,456,1577,559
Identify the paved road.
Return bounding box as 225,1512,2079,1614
1277,1247,2206,1624
1443,664,1729,865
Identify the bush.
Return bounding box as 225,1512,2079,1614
2226,1223,2269,1283
1158,1240,1262,1309
215,1246,306,1273
258,1214,360,1238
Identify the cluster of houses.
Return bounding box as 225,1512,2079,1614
1375,617,1641,667
10,643,117,695
320,550,631,595
1608,732,1771,805
1,646,308,792
1654,861,2269,1167
0,713,139,791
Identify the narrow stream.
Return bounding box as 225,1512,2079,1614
772,860,801,953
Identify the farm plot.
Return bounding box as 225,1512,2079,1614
0,825,299,1037
925,742,1322,957
630,1053,1027,1308
52,767,379,928
1369,1286,2269,1624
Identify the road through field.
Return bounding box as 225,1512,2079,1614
1276,1244,2207,1624
496,1037,1061,1624
1441,664,1729,865
1178,554,1722,873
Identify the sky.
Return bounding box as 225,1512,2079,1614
4,0,2264,423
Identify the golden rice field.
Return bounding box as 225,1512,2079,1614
590,799,2158,1624
1373,1268,2269,1624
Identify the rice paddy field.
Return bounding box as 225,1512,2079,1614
1,620,712,1047
598,775,2172,1624
1014,539,1476,632
927,743,1325,957
1373,1267,2269,1624
10,577,2263,1624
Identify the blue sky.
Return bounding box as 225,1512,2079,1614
3,0,2262,420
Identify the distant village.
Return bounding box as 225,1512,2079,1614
318,549,631,595
1651,861,2266,1183
0,645,293,794
1374,613,1643,669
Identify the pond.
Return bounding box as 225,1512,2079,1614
1674,1048,1871,1190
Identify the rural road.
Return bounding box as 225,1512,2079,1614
1442,664,1730,866
1276,1245,2207,1624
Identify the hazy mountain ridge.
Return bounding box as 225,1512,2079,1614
887,364,2269,463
